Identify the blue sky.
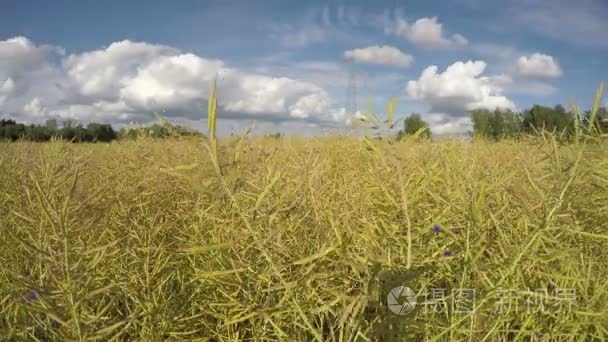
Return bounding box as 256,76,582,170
0,0,606,135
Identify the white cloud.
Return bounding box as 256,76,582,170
288,92,330,119
425,113,473,136
119,53,222,112
406,60,516,116
0,78,15,105
1,77,15,93
471,45,560,95
516,53,562,78
0,36,64,104
244,60,347,103
0,36,62,79
329,107,349,123
23,97,47,117
63,40,179,100
389,17,468,48
1,37,347,126
220,70,330,118
344,45,413,67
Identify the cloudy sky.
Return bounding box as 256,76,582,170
1,0,607,136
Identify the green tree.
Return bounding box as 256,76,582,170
398,113,431,139
86,123,117,142
26,124,52,141
45,119,58,131
173,125,204,138
521,104,574,136
0,119,17,126
266,132,281,139
470,109,491,138
60,121,88,142
584,107,608,133
3,123,26,141
470,109,522,140
0,118,202,143
598,107,608,133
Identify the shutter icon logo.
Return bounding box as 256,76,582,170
387,286,417,315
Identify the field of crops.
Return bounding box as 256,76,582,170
0,133,607,340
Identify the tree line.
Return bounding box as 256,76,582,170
398,104,608,139
0,119,203,142
3,103,607,142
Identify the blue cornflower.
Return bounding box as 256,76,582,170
432,224,442,233
26,290,39,302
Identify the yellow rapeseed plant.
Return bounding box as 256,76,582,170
0,82,606,341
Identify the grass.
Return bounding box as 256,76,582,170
0,131,607,341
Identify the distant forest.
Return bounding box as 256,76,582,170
398,104,608,140
0,118,203,142
2,103,607,142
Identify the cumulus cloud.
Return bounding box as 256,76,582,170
0,36,64,104
219,70,330,118
425,113,473,136
344,45,413,67
0,36,346,126
516,53,562,78
0,78,15,105
118,53,223,113
406,60,516,116
0,37,62,78
471,45,560,96
63,40,180,100
287,92,330,119
389,17,468,48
